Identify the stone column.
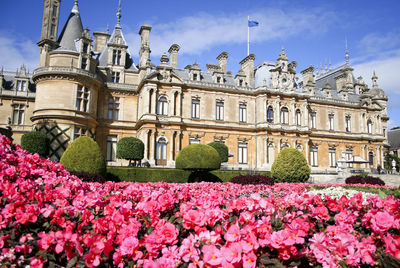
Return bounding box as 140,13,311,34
305,139,310,163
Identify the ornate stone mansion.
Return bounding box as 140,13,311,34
0,0,390,171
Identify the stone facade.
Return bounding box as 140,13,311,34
0,0,390,171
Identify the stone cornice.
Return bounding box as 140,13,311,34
33,66,102,88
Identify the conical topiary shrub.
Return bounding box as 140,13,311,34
271,147,310,182
60,136,106,176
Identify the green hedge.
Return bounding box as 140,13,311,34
106,166,271,183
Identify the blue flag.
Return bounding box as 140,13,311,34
248,20,259,27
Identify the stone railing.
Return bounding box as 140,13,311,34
33,66,99,80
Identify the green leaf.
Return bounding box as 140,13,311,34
66,256,78,268
378,189,388,199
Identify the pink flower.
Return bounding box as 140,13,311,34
158,221,179,245
312,206,330,221
242,252,257,268
371,211,394,233
120,236,139,256
221,243,242,264
202,245,223,266
183,209,205,229
224,224,241,242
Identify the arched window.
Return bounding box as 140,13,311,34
157,96,168,115
267,106,274,123
295,109,301,126
267,143,275,164
280,107,289,124
281,143,289,149
156,137,167,166
367,119,372,134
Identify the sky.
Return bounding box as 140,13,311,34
0,0,399,127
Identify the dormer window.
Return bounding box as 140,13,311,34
112,50,121,65
16,80,27,91
193,73,198,81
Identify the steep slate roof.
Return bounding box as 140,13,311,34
172,69,236,87
315,64,355,92
57,1,83,52
389,128,400,151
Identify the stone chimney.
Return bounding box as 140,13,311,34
139,24,152,69
216,52,229,73
168,44,180,68
93,31,111,53
300,65,315,87
239,54,256,87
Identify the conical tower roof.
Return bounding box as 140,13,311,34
57,0,83,51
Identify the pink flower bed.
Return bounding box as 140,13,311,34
0,134,399,267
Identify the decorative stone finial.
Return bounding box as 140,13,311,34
372,71,378,88
116,0,122,28
345,38,349,64
72,0,79,14
160,53,169,65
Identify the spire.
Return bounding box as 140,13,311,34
72,0,79,14
116,0,122,28
57,0,84,51
345,38,349,64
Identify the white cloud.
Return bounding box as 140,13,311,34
0,32,39,72
357,31,400,55
126,7,336,57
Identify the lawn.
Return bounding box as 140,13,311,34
0,135,399,267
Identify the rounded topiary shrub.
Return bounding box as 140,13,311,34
20,131,50,158
271,148,310,182
60,136,106,176
230,174,274,185
345,175,385,186
208,142,229,163
116,137,144,165
176,144,221,171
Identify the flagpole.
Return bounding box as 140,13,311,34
247,16,250,56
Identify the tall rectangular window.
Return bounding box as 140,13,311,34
191,99,200,119
112,50,121,65
310,112,316,129
81,57,87,70
346,149,353,168
295,109,301,126
310,146,318,167
345,115,351,132
108,97,120,120
112,72,120,83
329,147,336,168
12,104,25,125
328,114,334,130
76,86,89,112
238,143,248,164
106,135,118,161
74,127,87,140
239,103,247,123
216,101,224,121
